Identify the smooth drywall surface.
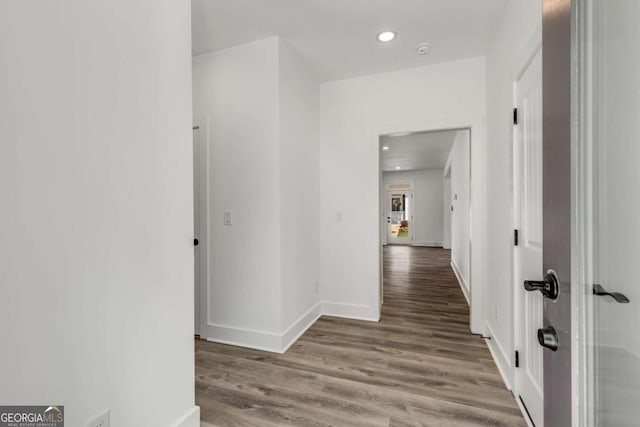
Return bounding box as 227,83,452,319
448,131,471,296
193,38,322,351
0,1,197,426
382,169,445,247
319,57,486,320
485,0,542,386
193,38,283,337
278,40,321,330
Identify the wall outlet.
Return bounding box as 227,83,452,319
87,410,110,427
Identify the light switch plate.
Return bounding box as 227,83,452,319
224,211,232,226
87,410,109,427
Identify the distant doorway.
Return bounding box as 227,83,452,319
379,128,471,304
385,189,414,245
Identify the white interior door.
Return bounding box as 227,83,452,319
193,128,201,336
514,49,544,426
193,127,208,337
577,1,640,425
386,190,413,245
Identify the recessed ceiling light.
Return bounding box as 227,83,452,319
377,31,396,43
395,166,401,170
382,146,390,151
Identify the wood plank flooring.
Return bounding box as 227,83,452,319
196,246,525,426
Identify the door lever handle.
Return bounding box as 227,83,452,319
524,271,559,300
593,284,630,303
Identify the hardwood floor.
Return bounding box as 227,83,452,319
196,246,525,426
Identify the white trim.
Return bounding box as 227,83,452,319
281,303,322,352
172,406,200,427
203,303,323,354
321,301,380,322
193,117,211,339
450,260,470,305
485,322,513,390
374,116,486,335
515,396,536,427
204,323,283,353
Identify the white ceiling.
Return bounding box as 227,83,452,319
380,130,459,172
191,0,507,82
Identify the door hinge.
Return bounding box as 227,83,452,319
514,229,519,246
515,350,520,368
513,108,518,125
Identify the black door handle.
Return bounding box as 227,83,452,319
194,238,199,247
524,271,559,300
538,326,559,351
593,284,629,303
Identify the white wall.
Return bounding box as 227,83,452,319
278,40,322,336
382,169,444,247
0,2,198,427
319,57,486,324
193,38,283,343
448,131,471,300
192,38,320,352
484,0,542,388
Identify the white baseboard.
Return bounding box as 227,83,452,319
484,322,513,390
412,241,443,247
281,303,322,352
172,406,200,427
450,260,470,305
321,301,380,322
203,303,322,354
203,322,283,353
202,302,379,353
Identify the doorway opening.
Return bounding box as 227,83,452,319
379,128,471,304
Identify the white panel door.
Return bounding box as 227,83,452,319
193,128,202,336
193,127,208,337
514,49,544,426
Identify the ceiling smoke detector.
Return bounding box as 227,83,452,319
417,43,432,55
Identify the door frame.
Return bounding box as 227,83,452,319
193,120,210,339
375,117,484,334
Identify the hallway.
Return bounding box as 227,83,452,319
195,246,524,426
